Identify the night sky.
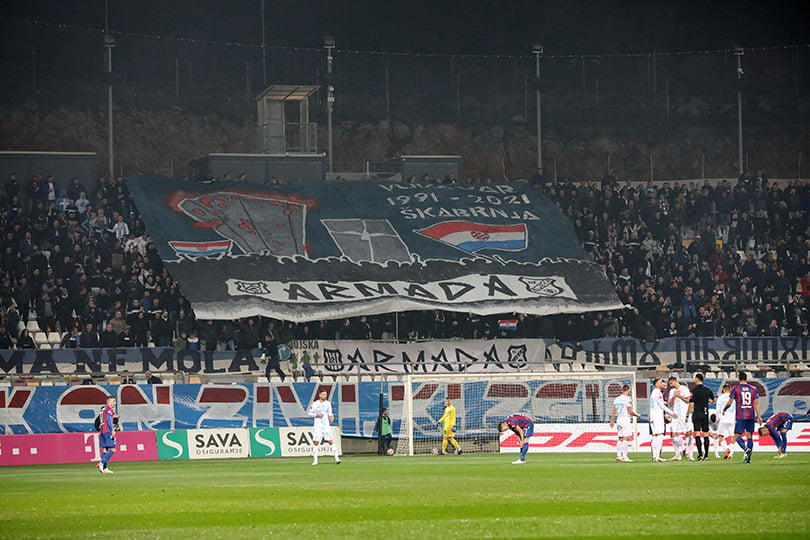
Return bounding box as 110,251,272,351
2,0,807,57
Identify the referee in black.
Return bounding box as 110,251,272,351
687,372,716,461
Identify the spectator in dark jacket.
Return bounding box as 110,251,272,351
150,311,172,347
78,322,100,348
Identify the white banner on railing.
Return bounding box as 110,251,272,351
300,339,545,375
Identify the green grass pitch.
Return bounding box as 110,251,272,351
2,452,809,539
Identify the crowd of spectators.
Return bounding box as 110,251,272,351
1,168,808,352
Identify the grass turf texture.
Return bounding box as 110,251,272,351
2,453,809,539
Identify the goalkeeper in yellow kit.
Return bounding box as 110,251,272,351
437,398,463,455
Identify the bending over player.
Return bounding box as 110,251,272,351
758,412,794,459
498,414,534,464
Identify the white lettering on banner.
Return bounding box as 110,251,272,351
292,339,544,375
498,423,810,453
0,387,35,433
194,385,249,428
119,385,175,431
279,426,342,457
56,386,109,433
226,274,577,304
84,433,101,462
162,431,185,459
398,207,541,220
378,182,520,194
186,428,250,460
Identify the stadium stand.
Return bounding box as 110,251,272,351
0,168,808,380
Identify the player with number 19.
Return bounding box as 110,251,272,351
722,372,762,463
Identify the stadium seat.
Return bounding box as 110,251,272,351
39,380,54,386
257,376,269,383
33,331,49,345
47,332,62,345
26,320,41,333
743,364,759,373
188,375,202,384
38,342,52,350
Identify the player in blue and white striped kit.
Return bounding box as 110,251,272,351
498,414,534,465
758,413,794,459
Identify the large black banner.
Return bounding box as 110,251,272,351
128,176,623,321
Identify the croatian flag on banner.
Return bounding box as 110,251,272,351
498,319,518,331
416,221,528,253
169,239,232,257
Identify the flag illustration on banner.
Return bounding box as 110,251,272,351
498,319,518,331
416,221,528,253
169,240,232,258
175,192,307,257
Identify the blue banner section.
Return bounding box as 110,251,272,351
2,378,809,436
127,175,623,321
0,348,263,375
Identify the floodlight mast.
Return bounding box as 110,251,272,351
104,0,115,178
734,46,745,175
532,43,544,171
325,36,336,175
105,34,115,178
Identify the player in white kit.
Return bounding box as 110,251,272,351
308,389,341,465
610,384,641,462
667,376,693,461
714,383,735,460
649,378,678,462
